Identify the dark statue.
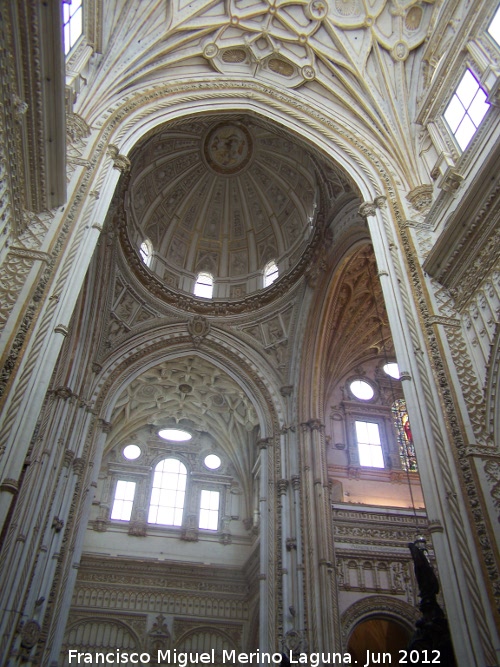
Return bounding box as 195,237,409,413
407,538,456,667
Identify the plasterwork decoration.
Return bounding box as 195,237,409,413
340,596,420,645
0,251,37,336
187,316,211,347
406,184,433,213
64,558,251,657
67,112,92,179
108,145,131,173
62,614,144,658
432,275,498,449
148,614,171,655
321,246,394,392
16,619,41,661
484,460,500,514
0,7,25,242
134,0,433,189
204,123,253,174
396,209,500,623
108,356,259,476
335,557,415,602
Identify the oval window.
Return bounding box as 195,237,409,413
158,428,192,442
123,444,141,460
383,362,400,379
349,380,374,401
204,454,221,470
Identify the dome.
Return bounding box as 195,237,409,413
124,114,355,300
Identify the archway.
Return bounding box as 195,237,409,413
347,617,412,666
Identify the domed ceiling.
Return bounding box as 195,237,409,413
126,114,356,299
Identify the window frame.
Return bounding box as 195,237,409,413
487,5,500,48
148,457,188,527
198,489,221,531
443,67,490,152
63,0,84,56
353,419,385,469
110,479,137,522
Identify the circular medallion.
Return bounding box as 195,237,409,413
204,124,253,175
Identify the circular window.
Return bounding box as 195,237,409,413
158,428,192,442
123,444,141,460
349,379,374,401
383,362,400,379
204,454,221,470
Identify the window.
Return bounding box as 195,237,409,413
263,261,279,287
194,272,214,299
199,490,220,530
111,480,136,521
158,428,191,442
383,363,400,380
139,239,153,267
123,444,141,460
444,69,490,150
148,458,187,526
355,420,384,468
349,379,374,401
204,454,221,470
488,5,500,46
392,400,418,472
63,0,83,55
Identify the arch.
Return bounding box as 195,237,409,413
63,617,141,652
101,81,403,199
341,596,418,646
90,326,286,436
298,237,373,424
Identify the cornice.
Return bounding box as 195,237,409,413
423,141,500,300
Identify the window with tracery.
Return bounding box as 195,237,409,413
63,0,83,55
392,399,418,472
194,272,214,299
148,458,187,526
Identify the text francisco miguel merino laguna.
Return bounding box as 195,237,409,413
69,648,430,665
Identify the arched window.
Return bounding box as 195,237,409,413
63,0,83,55
139,238,153,267
148,458,187,526
194,272,214,299
263,261,279,287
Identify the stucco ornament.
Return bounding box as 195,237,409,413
164,0,434,186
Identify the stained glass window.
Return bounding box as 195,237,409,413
392,399,418,472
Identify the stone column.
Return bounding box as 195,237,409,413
362,199,499,666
